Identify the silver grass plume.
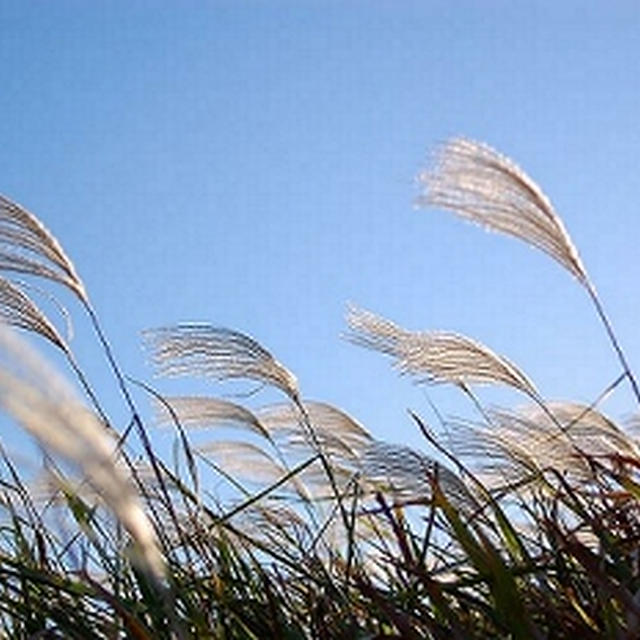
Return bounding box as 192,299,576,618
229,502,310,549
358,440,479,515
255,401,477,513
416,138,588,283
453,402,638,488
0,276,67,351
142,324,300,401
345,305,537,395
0,326,164,580
257,401,373,457
0,194,87,301
417,138,640,406
0,277,107,425
236,502,308,535
154,396,270,440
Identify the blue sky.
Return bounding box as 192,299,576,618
1,1,639,455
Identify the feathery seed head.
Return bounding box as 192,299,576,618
0,277,67,351
142,324,300,401
416,138,588,284
453,402,637,488
0,326,164,581
346,305,537,395
154,395,270,440
258,400,373,457
0,195,88,301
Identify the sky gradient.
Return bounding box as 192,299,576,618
1,1,639,454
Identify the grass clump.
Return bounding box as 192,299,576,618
0,138,638,638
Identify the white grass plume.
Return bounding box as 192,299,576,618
255,401,476,513
0,326,164,580
417,139,640,407
154,395,270,440
142,324,300,401
361,441,476,511
0,194,87,301
0,276,67,351
453,402,638,488
345,305,537,395
417,138,588,283
257,401,373,457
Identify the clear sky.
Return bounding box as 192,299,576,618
1,1,639,456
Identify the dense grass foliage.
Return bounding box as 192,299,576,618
0,139,639,638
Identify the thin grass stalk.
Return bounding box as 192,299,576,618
63,350,110,428
83,302,138,419
81,302,197,585
459,383,496,429
215,454,320,526
126,377,199,502
585,282,640,406
293,398,353,543
345,476,362,585
418,479,438,568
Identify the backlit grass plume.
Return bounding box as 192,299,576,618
0,326,164,581
154,395,270,440
143,324,300,401
416,138,588,283
452,402,638,489
196,440,312,502
256,401,476,513
359,440,478,514
418,137,640,405
258,401,373,457
345,305,537,395
0,194,87,302
0,276,67,351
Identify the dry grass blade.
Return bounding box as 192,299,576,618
142,324,300,400
346,305,537,395
0,276,67,351
0,194,87,301
416,138,588,283
154,395,270,440
0,326,164,580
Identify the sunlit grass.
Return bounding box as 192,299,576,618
0,139,638,638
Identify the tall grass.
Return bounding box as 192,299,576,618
0,138,638,638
